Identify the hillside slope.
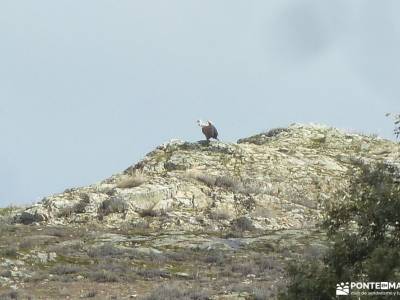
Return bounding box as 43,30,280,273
1,124,399,299
15,124,399,230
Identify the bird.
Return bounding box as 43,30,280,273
197,120,219,141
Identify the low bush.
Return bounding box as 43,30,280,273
0,270,12,278
231,262,257,275
73,194,91,213
189,172,264,195
143,283,209,300
137,268,170,279
0,290,19,300
98,197,128,217
215,175,242,191
190,173,216,187
87,244,127,258
86,269,119,282
57,193,91,217
231,216,255,232
202,249,227,265
138,203,159,218
50,264,84,275
209,209,231,220
82,290,97,298
279,162,400,299
264,127,289,137
116,174,145,189
0,247,18,258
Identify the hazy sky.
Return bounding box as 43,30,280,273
1,1,399,206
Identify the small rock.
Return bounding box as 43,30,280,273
175,272,190,278
36,252,57,264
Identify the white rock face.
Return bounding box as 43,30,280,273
13,124,400,232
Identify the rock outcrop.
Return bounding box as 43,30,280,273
14,124,400,231
2,123,400,299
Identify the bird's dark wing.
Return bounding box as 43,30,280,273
202,127,208,137
212,125,218,139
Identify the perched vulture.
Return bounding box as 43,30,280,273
197,120,219,141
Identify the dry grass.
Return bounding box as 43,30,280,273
73,194,91,213
186,171,264,195
87,244,128,258
139,208,159,217
0,206,18,217
119,220,150,232
231,216,255,232
215,175,242,192
116,174,145,189
86,269,120,283
19,236,43,249
240,179,265,194
209,207,233,220
142,283,209,300
0,246,18,258
136,268,170,279
0,290,19,299
0,270,12,278
202,249,227,265
264,127,289,137
57,206,75,218
57,194,91,218
85,263,136,283
42,227,70,238
82,290,97,298
251,206,276,218
0,220,291,299
138,200,163,218
186,170,216,187
50,264,85,275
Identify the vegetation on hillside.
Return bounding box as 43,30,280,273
1,123,398,299
279,161,400,300
386,113,400,139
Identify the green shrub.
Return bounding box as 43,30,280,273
279,259,336,300
0,247,18,258
279,162,400,300
386,112,400,139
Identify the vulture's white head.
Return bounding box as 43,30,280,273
197,120,206,127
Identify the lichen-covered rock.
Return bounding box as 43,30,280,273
15,206,49,224
12,124,400,232
35,252,57,264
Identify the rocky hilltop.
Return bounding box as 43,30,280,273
15,124,399,230
1,124,399,299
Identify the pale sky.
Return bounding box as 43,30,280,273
0,1,399,206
